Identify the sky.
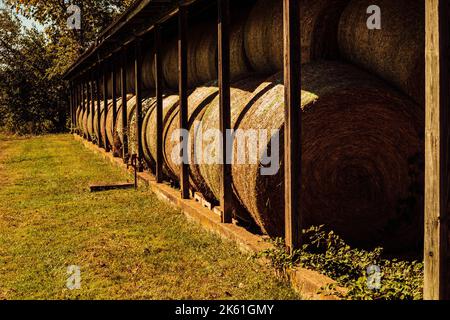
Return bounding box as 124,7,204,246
0,0,45,31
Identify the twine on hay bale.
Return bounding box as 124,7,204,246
231,61,424,252
244,0,349,74
338,0,424,105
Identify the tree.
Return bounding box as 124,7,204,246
0,9,65,134
5,0,134,74
0,1,133,134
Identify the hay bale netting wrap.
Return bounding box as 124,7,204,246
338,0,424,105
232,61,424,252
128,96,157,157
162,84,219,183
142,94,179,172
244,0,350,74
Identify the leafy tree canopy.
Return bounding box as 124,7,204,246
0,0,133,134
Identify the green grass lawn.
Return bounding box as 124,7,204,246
0,134,299,300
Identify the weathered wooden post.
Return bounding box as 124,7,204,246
218,0,232,223
154,24,164,183
178,4,190,199
111,55,118,155
78,80,82,135
69,82,74,132
103,63,110,152
134,38,144,171
82,79,86,138
95,65,102,148
424,0,450,300
121,47,129,163
283,0,302,253
90,71,95,143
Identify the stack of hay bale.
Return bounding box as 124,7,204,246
76,0,425,252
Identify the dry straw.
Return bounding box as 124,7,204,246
231,61,424,252
338,0,424,105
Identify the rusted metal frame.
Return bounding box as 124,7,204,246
121,46,130,163
218,0,232,223
424,0,450,300
154,24,164,183
283,0,302,253
178,4,190,199
103,62,110,152
134,38,144,171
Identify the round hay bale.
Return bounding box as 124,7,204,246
128,96,156,157
142,50,156,90
105,101,116,149
113,95,134,154
76,106,83,130
244,0,350,74
142,94,180,174
87,102,95,139
93,102,102,141
126,59,136,94
162,23,218,89
161,19,249,89
191,76,265,224
338,0,424,105
79,107,85,133
163,84,219,181
232,61,424,251
82,106,89,137
116,95,137,146
99,100,113,148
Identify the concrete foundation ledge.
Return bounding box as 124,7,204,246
73,134,344,300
